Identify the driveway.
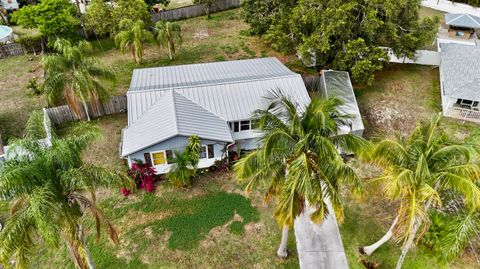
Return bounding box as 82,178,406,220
294,202,349,269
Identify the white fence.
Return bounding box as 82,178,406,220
421,0,480,16
385,48,440,66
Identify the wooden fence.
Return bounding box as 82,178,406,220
152,0,240,22
0,43,24,59
302,76,322,92
45,95,127,125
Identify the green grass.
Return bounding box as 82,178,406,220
33,174,299,269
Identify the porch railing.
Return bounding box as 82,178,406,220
446,106,480,123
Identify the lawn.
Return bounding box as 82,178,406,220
32,173,300,269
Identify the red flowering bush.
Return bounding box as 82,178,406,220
123,160,157,195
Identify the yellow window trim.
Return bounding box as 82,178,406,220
151,151,166,165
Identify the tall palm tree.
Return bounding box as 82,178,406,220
154,20,182,60
114,19,153,64
43,38,116,121
0,112,134,269
359,115,480,269
234,92,368,258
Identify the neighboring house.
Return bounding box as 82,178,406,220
0,0,19,11
437,13,480,49
439,43,480,123
120,58,365,174
319,70,364,136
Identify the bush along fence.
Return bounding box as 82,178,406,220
152,0,240,22
45,95,127,125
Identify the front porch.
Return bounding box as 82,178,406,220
446,105,480,123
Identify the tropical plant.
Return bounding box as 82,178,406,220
168,135,201,188
167,150,197,188
83,0,115,37
0,112,134,269
185,135,201,166
127,160,156,193
234,91,368,257
42,38,116,121
359,115,480,269
114,19,154,64
154,20,182,60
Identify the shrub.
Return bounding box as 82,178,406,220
25,77,42,96
126,160,157,194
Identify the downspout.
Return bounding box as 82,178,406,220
226,142,235,164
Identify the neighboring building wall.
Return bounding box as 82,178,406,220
128,136,228,174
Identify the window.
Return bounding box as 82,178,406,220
144,153,153,166
199,145,207,159
208,144,214,159
151,151,166,165
240,120,250,131
166,150,173,164
229,120,252,132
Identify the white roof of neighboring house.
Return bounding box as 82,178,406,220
320,70,364,134
445,13,480,28
440,43,480,101
126,58,310,125
121,90,234,157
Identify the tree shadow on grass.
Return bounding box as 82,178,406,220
150,192,259,250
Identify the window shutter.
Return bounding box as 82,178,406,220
166,150,173,164
208,144,214,159
144,153,153,166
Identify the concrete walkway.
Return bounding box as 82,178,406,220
294,203,349,269
422,0,480,17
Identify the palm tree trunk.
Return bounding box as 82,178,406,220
395,195,436,269
131,46,137,64
81,100,91,121
168,42,173,60
277,225,289,258
78,224,96,269
360,215,399,256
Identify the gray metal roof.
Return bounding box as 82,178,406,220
319,70,364,134
440,43,480,101
445,13,480,28
129,57,296,92
127,58,311,125
121,90,233,157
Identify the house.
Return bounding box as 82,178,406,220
120,58,364,174
437,13,480,49
439,43,480,123
120,58,311,174
319,70,364,136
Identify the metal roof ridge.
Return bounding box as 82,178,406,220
125,90,175,129
174,90,229,121
171,90,180,136
127,73,301,93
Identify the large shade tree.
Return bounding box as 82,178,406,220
359,115,480,269
114,19,154,64
154,20,182,60
0,112,134,269
241,0,438,85
43,38,116,121
11,0,80,43
234,92,368,257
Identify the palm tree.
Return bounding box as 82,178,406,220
359,115,480,269
234,91,368,258
43,38,116,121
0,112,134,269
154,20,182,60
114,19,153,64
167,135,201,188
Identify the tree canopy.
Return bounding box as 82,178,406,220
11,0,80,41
241,0,439,84
84,0,150,37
